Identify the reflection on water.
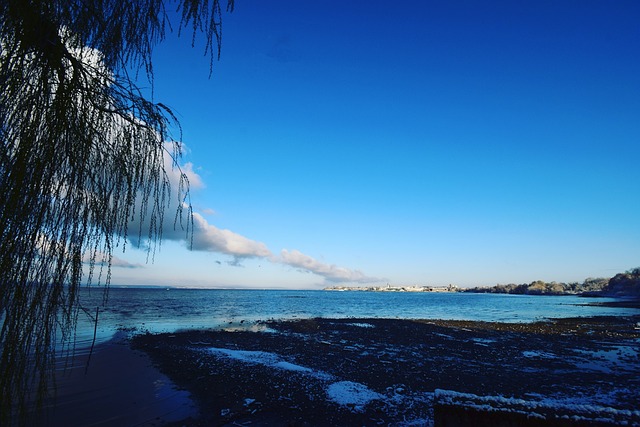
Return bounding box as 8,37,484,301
74,288,639,347
43,332,196,426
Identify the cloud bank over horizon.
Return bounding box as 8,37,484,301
279,249,379,283
126,148,377,284
82,251,144,269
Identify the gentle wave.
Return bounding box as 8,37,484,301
71,288,639,347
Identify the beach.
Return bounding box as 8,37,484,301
33,332,196,426
127,315,640,426
26,289,640,427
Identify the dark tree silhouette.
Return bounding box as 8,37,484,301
0,0,233,423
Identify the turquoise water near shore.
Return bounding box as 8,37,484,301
73,287,639,347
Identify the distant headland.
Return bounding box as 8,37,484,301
325,268,640,299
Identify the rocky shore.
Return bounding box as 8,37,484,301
132,315,640,426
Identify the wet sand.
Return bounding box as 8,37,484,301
32,334,196,426
130,315,640,426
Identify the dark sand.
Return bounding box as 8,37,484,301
130,315,640,426
32,333,196,426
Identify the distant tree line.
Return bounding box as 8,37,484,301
463,268,640,297
600,268,640,298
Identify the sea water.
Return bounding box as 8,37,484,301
72,287,640,348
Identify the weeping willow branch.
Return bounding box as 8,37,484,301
0,0,233,424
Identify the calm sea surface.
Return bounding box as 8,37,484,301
73,287,640,347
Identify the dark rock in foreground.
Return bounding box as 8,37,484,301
433,389,638,427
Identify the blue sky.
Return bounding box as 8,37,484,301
109,1,639,288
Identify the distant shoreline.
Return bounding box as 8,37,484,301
324,284,458,293
324,285,640,306
580,299,640,309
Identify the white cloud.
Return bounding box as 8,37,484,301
127,146,377,283
189,212,272,258
127,147,271,260
279,249,378,284
199,207,217,216
178,160,204,190
110,256,144,268
82,251,144,269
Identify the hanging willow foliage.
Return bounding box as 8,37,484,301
0,0,233,423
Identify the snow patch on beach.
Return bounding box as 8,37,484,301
472,337,496,346
522,350,556,359
435,389,640,426
326,381,383,410
346,322,375,328
203,347,387,413
571,344,639,373
383,388,435,426
529,388,640,411
205,347,332,380
434,332,453,339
